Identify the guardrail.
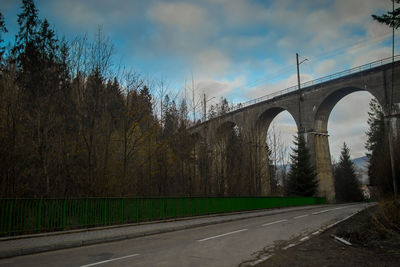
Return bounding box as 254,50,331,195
226,55,400,114
0,197,326,237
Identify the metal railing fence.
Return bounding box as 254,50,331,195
0,197,326,237
226,55,400,114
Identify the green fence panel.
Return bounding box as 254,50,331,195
0,196,325,237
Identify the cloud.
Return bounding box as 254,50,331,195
217,35,271,54
0,0,15,10
49,0,141,30
315,59,336,76
328,91,373,159
350,45,392,67
334,0,391,25
267,111,298,155
144,1,221,72
210,0,269,27
246,73,315,101
148,2,210,33
193,49,232,78
196,75,245,101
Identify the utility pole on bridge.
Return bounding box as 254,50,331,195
388,0,398,198
296,53,308,133
203,93,215,122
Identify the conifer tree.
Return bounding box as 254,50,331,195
0,12,8,62
365,98,399,197
372,0,400,29
365,98,385,186
286,135,318,196
13,0,40,71
334,143,363,202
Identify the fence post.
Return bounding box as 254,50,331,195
149,198,153,221
136,199,139,223
173,198,176,218
161,198,165,220
8,199,14,236
182,198,186,217
121,198,124,224
103,199,107,226
37,199,42,233
85,198,88,227
63,199,66,231
192,198,195,216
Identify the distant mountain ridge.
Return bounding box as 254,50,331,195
352,156,368,184
352,155,368,169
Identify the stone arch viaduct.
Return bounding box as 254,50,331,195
190,57,400,201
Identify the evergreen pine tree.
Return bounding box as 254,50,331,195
13,0,40,70
365,98,399,197
334,143,363,202
286,135,318,196
0,12,8,62
372,0,400,29
365,98,385,186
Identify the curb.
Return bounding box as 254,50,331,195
241,202,376,266
0,203,351,259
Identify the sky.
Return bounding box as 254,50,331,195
1,0,398,160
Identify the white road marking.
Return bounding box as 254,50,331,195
312,209,330,215
262,219,288,227
333,206,345,210
294,214,309,219
312,230,322,235
80,254,140,267
326,213,358,229
198,229,248,242
300,236,310,242
249,255,272,266
283,243,296,250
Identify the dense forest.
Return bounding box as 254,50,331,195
2,1,397,200
0,1,281,198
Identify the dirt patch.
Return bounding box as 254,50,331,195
251,202,400,267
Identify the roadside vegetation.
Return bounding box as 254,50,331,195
285,135,318,197
0,0,282,198
334,142,363,202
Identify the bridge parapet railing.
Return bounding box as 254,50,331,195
226,55,400,114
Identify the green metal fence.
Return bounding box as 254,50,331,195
0,197,326,237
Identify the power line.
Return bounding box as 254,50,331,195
244,32,393,90
307,32,392,62
245,65,296,89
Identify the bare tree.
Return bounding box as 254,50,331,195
267,122,290,194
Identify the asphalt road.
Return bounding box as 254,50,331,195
0,203,370,267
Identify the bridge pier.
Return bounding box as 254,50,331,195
303,131,335,202
253,128,271,196
386,113,400,140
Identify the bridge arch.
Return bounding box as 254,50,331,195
311,86,384,201
256,107,299,135
314,86,385,133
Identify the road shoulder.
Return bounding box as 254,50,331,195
250,205,400,267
